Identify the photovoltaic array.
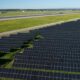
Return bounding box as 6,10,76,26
0,20,80,80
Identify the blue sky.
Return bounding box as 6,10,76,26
0,0,80,9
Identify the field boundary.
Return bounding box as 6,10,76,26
0,18,80,38
0,13,79,21
0,14,69,21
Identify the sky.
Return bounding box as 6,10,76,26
0,0,80,9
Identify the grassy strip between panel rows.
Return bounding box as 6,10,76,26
0,14,80,33
0,67,80,80
0,33,44,68
10,67,80,75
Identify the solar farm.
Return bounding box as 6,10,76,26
0,18,80,80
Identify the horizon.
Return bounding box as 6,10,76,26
0,8,80,10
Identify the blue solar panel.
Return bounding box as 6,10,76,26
0,68,80,79
1,20,80,79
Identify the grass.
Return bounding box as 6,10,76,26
1,52,16,59
0,51,8,57
0,10,74,17
0,33,44,68
0,14,80,33
0,11,44,17
0,11,54,17
4,60,14,68
8,67,80,75
0,59,12,67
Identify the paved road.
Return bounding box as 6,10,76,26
0,14,70,21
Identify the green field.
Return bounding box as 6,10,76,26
0,11,51,17
0,10,65,17
0,10,78,17
0,14,80,33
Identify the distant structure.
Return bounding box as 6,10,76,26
22,11,25,13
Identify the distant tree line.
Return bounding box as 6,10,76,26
0,9,80,12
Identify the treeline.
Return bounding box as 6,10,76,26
0,9,80,12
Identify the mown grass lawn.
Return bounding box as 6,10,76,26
0,14,80,33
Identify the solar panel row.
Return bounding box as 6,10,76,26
1,20,80,79
0,32,35,52
0,68,80,80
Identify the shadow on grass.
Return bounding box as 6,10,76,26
0,59,12,67
0,51,9,57
0,32,44,68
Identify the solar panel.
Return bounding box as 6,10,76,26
1,20,80,79
0,68,80,80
